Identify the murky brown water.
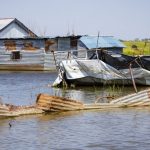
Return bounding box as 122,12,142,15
0,72,150,150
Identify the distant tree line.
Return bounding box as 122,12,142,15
120,38,150,42
134,38,150,42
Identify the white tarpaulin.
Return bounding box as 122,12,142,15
53,59,150,86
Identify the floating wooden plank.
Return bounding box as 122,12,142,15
37,94,83,105
1,89,150,117
36,93,84,111
0,104,43,117
84,103,127,109
110,89,150,105
0,104,10,114
36,89,150,112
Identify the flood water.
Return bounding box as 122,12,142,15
0,72,150,150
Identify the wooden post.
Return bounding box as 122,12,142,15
96,32,100,60
67,51,71,60
129,63,138,93
51,50,57,69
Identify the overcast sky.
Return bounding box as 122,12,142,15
0,0,149,40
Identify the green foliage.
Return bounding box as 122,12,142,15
123,41,150,56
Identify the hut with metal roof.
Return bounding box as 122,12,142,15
44,35,125,61
0,18,57,70
0,18,37,38
49,35,125,51
77,36,125,58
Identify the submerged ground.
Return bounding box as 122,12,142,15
0,72,150,150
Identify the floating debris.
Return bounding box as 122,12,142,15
0,104,43,117
36,89,150,111
36,93,84,111
1,88,150,117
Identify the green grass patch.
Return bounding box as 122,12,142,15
123,41,150,56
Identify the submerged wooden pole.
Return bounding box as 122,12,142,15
51,50,57,69
129,63,138,93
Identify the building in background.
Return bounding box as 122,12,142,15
0,18,55,70
47,35,125,58
0,18,125,71
0,18,37,38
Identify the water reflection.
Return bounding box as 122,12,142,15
52,85,148,104
0,108,150,150
1,72,150,150
0,71,149,106
1,108,150,150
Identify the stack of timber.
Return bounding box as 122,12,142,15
1,88,150,117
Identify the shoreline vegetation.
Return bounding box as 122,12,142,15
123,40,150,56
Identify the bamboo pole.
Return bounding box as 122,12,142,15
51,50,57,69
96,32,100,60
129,63,138,93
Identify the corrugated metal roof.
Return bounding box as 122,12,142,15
0,18,15,31
80,36,125,49
0,18,38,37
